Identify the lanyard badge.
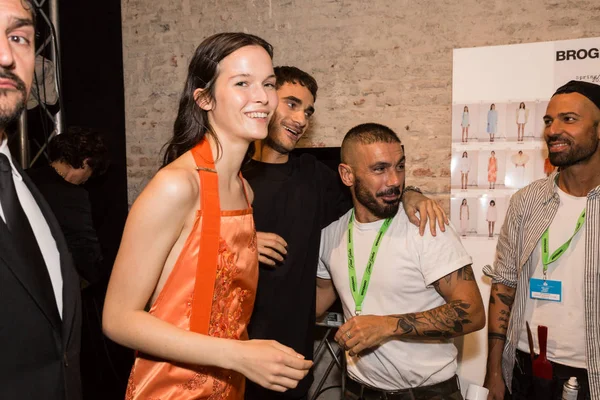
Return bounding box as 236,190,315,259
540,208,586,279
531,208,585,303
347,210,393,316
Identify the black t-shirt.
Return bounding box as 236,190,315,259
242,154,351,399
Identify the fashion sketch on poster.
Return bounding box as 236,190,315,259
461,106,470,142
516,102,529,142
486,200,497,238
511,150,530,188
487,104,498,142
459,198,469,236
488,151,497,189
460,151,470,190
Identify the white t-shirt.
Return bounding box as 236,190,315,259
317,208,473,390
517,186,586,368
0,140,63,317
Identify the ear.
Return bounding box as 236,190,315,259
338,163,354,187
194,88,213,111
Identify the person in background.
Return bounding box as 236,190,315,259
27,127,132,400
516,102,529,142
488,150,498,189
460,151,470,190
462,105,470,142
486,200,497,238
488,103,498,142
28,127,109,286
460,198,469,237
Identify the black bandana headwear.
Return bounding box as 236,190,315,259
553,80,600,111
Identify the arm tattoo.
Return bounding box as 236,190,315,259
497,293,515,307
457,265,475,281
392,300,472,338
415,266,478,338
499,310,509,330
433,265,474,296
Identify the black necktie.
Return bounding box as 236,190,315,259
0,153,57,310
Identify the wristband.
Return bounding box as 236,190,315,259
403,185,423,195
488,332,507,341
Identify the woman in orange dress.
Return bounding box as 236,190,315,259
103,33,312,399
488,150,498,189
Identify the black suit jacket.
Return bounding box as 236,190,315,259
0,159,82,400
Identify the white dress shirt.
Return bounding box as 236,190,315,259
0,139,63,318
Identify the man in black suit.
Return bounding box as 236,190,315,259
0,1,82,399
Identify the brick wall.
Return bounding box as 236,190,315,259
121,0,600,205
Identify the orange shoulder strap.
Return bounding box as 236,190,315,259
189,139,220,334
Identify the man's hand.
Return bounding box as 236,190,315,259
484,369,506,400
334,315,392,357
402,191,449,236
257,232,287,266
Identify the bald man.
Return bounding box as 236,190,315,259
316,123,484,400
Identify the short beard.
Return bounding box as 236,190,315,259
547,130,599,168
263,133,292,156
0,93,26,130
0,69,28,132
355,176,402,219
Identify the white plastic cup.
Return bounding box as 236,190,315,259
465,384,489,400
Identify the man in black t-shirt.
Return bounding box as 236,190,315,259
243,67,447,400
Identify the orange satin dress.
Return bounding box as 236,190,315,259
487,156,497,183
125,145,258,400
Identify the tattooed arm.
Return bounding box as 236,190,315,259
390,265,485,338
484,283,516,399
481,188,523,399
335,265,485,356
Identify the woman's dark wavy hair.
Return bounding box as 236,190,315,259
162,32,274,167
48,127,110,177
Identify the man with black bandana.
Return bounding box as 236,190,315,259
484,80,600,400
243,68,448,400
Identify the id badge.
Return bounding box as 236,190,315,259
529,278,562,302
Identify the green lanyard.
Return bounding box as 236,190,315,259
347,210,393,315
541,208,586,278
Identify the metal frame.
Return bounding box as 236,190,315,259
17,0,64,168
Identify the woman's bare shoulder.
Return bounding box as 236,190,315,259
133,153,200,213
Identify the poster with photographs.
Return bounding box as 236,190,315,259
451,36,600,238
451,36,600,389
